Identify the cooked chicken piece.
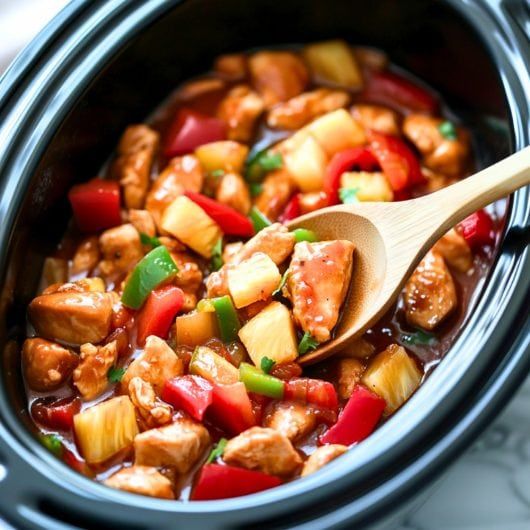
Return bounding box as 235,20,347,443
301,445,348,477
337,358,365,399
249,51,309,107
403,114,470,177
176,78,225,101
169,252,203,295
158,236,186,253
222,242,244,264
214,53,247,80
404,250,457,330
98,224,143,280
352,46,388,71
145,155,204,228
70,236,100,276
350,104,400,136
128,377,172,428
264,402,317,442
298,191,328,215
105,465,175,499
28,291,113,345
432,228,473,273
22,338,78,391
223,427,302,477
421,167,457,193
286,240,355,342
339,338,375,359
215,172,251,214
129,209,156,238
267,89,350,130
40,257,68,290
73,341,118,400
134,418,210,473
216,85,265,142
42,277,105,295
115,125,159,209
121,336,184,395
254,169,298,221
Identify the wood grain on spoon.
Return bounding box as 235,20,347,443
289,146,530,364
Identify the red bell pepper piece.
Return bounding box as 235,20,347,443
458,209,494,250
324,148,379,205
162,375,213,421
164,107,227,157
368,131,424,191
31,397,81,431
362,70,439,114
63,448,93,477
136,285,184,346
320,385,386,445
284,378,338,411
68,178,121,233
208,382,257,436
278,194,301,222
184,190,255,237
191,464,282,500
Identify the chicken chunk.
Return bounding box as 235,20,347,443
217,85,265,142
115,125,159,209
249,51,309,107
286,240,355,342
301,445,348,477
98,224,143,280
42,277,105,296
298,191,328,215
214,53,247,80
264,402,317,442
339,338,375,359
129,209,156,238
170,252,203,296
73,341,118,400
145,155,204,228
28,291,113,345
128,377,172,428
254,170,298,221
350,104,400,136
134,418,210,473
176,78,225,101
71,236,100,276
267,88,350,130
22,338,78,391
403,115,470,177
222,242,244,264
432,228,473,273
337,358,365,400
404,250,457,330
121,336,184,395
105,465,175,499
223,427,302,477
215,172,251,214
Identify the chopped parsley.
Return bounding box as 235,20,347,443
249,182,263,197
206,438,228,464
139,232,161,248
261,356,276,374
272,270,289,297
298,331,319,355
40,434,63,457
438,121,457,140
245,150,283,182
401,329,437,346
211,237,223,271
108,366,125,383
339,187,359,204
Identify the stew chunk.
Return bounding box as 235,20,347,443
264,402,317,442
105,466,175,499
301,445,347,476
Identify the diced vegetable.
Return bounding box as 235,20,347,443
340,171,394,202
361,344,422,414
438,121,457,140
121,245,179,309
189,346,239,385
68,179,121,233
272,270,289,297
107,366,125,383
191,464,281,500
40,434,63,457
211,238,223,271
239,362,285,399
284,378,338,410
73,396,138,464
298,331,319,354
249,206,272,232
303,40,363,89
458,209,494,250
162,375,213,421
227,252,281,308
238,301,298,366
320,385,386,445
160,195,223,258
245,149,283,183
278,194,300,222
292,228,318,243
136,286,184,346
197,299,215,312
184,191,254,237
164,108,227,157
261,356,276,373
401,329,437,346
175,311,219,346
195,141,249,173
211,295,241,342
139,232,161,248
31,397,81,431
205,438,228,464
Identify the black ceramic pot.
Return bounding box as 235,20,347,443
0,1,528,528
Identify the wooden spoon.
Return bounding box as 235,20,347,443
288,146,530,365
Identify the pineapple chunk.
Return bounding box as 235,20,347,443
238,301,298,366
306,109,365,156
361,344,422,415
176,311,219,347
304,40,364,89
189,346,239,384
73,396,138,464
227,252,281,308
283,135,328,192
160,195,222,258
195,141,249,174
77,277,106,292
340,171,394,202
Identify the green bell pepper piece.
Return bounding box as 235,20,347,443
249,207,272,232
239,362,285,399
40,434,63,457
211,295,241,342
292,228,318,243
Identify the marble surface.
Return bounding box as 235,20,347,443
0,1,528,529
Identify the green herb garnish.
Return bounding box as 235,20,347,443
211,237,223,271
438,121,457,140
401,329,437,346
339,187,359,204
249,182,263,197
211,169,225,178
245,150,283,182
260,356,276,374
249,207,272,232
40,434,63,457
139,232,161,248
206,438,228,464
298,331,319,354
272,270,289,297
108,366,126,383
